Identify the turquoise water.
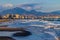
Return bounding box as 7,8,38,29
0,19,60,40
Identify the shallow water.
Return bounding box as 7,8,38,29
0,19,60,40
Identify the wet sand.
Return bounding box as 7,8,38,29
0,28,24,31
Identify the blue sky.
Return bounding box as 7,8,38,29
0,0,60,12
0,0,41,5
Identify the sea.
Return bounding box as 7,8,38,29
0,19,60,40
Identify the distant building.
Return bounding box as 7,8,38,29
15,14,20,19
1,14,60,19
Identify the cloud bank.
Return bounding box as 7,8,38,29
2,4,13,8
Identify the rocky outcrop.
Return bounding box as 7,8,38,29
13,30,32,37
0,36,15,40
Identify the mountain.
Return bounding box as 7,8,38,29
0,6,5,12
1,7,59,16
30,10,46,16
0,7,46,16
0,4,46,16
50,10,60,15
0,7,31,15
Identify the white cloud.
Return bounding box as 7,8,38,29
22,6,32,10
17,3,40,10
2,4,13,8
26,6,32,10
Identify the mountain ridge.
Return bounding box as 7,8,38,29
0,7,60,16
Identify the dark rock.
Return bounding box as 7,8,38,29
0,36,15,40
13,30,32,37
